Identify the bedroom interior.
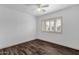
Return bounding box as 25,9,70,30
0,4,79,55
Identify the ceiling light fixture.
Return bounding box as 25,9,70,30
36,4,49,12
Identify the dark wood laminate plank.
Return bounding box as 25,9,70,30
0,39,79,55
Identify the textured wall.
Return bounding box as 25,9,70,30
0,5,36,49
36,5,79,50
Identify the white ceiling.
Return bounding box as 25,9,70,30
0,4,75,16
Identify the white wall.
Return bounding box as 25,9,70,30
0,5,36,49
36,5,79,50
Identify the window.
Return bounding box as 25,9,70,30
50,20,55,32
55,18,62,32
45,20,50,31
42,16,62,33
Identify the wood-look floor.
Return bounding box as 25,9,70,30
0,39,79,55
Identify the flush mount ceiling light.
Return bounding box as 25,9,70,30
36,4,49,12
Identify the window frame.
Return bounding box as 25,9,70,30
41,16,62,33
